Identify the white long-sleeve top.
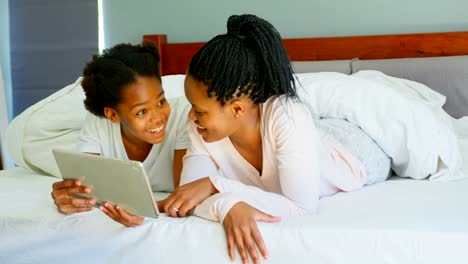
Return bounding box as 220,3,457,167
180,96,367,222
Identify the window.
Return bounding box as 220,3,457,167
9,0,99,117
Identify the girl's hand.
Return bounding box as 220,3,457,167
223,202,281,264
100,201,144,227
164,177,218,217
51,179,96,214
156,198,168,213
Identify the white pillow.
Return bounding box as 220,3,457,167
6,75,187,177
162,74,185,98
6,77,86,177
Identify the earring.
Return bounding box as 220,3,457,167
235,113,240,117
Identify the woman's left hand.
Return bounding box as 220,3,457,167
223,202,281,264
100,201,144,227
164,177,218,217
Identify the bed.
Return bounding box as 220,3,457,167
1,31,468,264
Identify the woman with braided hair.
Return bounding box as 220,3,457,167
162,14,368,264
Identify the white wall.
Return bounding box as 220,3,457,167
1,0,11,119
0,0,13,169
103,0,468,47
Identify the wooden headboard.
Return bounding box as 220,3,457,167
143,32,468,76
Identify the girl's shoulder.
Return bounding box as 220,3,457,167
83,111,113,127
81,111,119,139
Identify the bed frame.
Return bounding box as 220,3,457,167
144,31,468,76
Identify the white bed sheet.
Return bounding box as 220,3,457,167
1,167,468,264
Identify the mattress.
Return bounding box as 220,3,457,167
1,167,467,264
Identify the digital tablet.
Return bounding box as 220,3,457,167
52,149,159,218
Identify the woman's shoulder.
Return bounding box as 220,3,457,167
261,95,311,121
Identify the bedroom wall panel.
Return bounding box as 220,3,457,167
0,0,11,121
0,1,14,169
103,0,468,47
9,0,98,117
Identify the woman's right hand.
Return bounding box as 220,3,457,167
163,177,218,217
223,202,281,264
51,179,96,214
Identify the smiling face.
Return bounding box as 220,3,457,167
184,75,244,143
104,76,170,148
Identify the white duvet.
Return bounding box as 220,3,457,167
1,167,468,264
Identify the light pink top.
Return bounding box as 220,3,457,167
180,96,367,222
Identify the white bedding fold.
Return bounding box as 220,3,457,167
295,71,465,181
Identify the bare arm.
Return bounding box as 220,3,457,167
172,149,186,189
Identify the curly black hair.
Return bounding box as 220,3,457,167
81,41,161,117
187,14,297,105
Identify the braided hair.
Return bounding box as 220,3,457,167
187,14,297,105
81,41,161,117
